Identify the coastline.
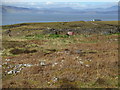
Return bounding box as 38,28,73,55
1,20,119,26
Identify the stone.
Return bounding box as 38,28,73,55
76,56,79,59
85,65,90,67
54,62,58,65
79,61,84,64
67,32,74,35
3,62,8,65
79,58,82,60
89,60,92,62
15,65,20,68
52,62,58,67
48,82,50,84
61,60,64,62
9,65,12,68
23,64,33,67
19,68,22,71
16,70,20,73
75,50,82,54
114,39,118,41
40,61,46,66
52,77,58,82
7,70,13,74
5,59,11,62
7,66,10,69
26,64,33,67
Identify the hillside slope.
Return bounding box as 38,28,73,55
2,21,119,88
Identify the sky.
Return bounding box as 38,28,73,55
2,0,119,2
1,0,119,9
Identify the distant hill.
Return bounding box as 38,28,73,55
107,6,118,10
1,5,118,14
2,5,39,13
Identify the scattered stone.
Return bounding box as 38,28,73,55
47,27,50,29
67,32,74,36
60,64,63,68
75,50,82,54
13,69,18,74
40,61,46,66
79,61,84,64
7,68,22,75
3,62,8,65
76,56,79,59
0,65,2,68
5,71,7,73
19,64,23,66
23,64,33,67
52,77,58,82
7,66,10,69
85,65,90,67
35,64,39,66
26,64,33,67
79,58,82,60
54,62,58,65
16,70,21,73
86,58,92,61
89,60,92,62
61,60,64,62
15,65,20,68
19,68,23,71
48,82,50,84
6,63,34,75
7,70,13,74
52,62,58,67
10,65,14,68
5,59,11,62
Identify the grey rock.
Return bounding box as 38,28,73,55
40,61,46,66
75,50,82,54
7,70,13,74
52,77,58,82
5,59,11,62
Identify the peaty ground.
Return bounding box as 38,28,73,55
1,21,119,88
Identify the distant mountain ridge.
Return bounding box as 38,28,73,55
1,5,39,13
1,5,119,14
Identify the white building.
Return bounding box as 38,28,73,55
92,19,102,21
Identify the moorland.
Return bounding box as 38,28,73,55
2,21,119,88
